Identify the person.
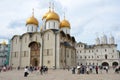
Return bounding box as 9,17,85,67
105,66,108,73
86,66,89,74
95,66,98,74
89,65,93,73
71,67,76,74
3,66,6,72
24,66,29,77
40,66,43,75
29,66,33,73
45,66,48,73
115,66,119,73
17,66,20,70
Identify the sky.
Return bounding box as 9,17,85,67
0,0,120,50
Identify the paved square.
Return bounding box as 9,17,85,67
0,69,119,80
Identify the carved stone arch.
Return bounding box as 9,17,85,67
102,62,109,66
28,41,41,48
28,41,41,67
112,62,118,67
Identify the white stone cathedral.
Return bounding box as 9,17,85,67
76,34,120,67
10,3,76,69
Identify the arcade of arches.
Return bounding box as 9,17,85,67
102,62,119,67
102,62,109,66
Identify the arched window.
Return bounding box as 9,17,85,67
89,63,91,65
97,56,99,58
49,22,50,28
105,49,107,52
92,56,94,58
105,54,107,59
54,22,55,28
36,36,37,41
80,51,81,53
47,49,49,56
89,50,90,53
113,50,114,53
32,26,33,31
80,56,82,59
88,56,90,58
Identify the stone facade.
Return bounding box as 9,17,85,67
0,43,9,66
76,35,120,67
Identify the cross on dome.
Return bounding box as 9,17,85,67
32,8,34,16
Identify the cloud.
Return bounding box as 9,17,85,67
0,0,120,49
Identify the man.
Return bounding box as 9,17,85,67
24,66,29,77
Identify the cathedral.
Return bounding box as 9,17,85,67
9,3,76,69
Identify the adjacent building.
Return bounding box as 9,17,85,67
0,41,9,66
76,34,120,67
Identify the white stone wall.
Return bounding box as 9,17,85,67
76,43,119,67
43,31,55,68
10,29,76,69
21,34,30,67
10,36,21,68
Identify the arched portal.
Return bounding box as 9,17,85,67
112,62,118,67
102,62,109,66
29,41,40,67
32,58,38,66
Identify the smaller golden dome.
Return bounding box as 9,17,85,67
2,41,6,45
46,11,60,22
26,16,39,26
60,19,70,29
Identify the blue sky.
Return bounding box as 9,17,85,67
0,0,120,50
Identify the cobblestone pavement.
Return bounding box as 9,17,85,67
0,69,119,80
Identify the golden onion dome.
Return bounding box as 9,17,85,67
46,11,60,22
2,41,6,45
60,19,70,29
26,16,39,26
42,11,51,20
